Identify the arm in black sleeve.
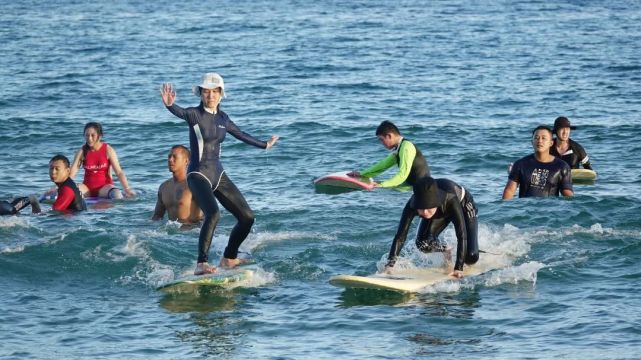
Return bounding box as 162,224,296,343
447,199,468,271
165,104,198,126
387,199,417,266
579,147,593,170
224,115,268,149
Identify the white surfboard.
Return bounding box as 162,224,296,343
156,264,256,293
571,168,597,181
330,255,504,293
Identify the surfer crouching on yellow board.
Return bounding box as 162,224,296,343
385,177,479,279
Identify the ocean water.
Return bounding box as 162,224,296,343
1,0,641,359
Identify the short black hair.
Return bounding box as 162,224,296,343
170,144,190,158
532,125,553,137
375,120,400,136
49,154,70,167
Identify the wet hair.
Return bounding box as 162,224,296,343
532,125,554,137
375,120,401,136
49,154,70,167
81,122,104,166
170,144,191,158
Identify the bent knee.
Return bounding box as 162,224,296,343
465,252,479,265
239,210,254,225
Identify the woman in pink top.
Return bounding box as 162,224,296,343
69,122,135,199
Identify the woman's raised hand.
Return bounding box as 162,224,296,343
160,83,176,106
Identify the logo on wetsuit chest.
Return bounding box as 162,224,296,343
530,168,549,188
217,125,226,129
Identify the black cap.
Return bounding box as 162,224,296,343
411,177,444,209
553,116,577,132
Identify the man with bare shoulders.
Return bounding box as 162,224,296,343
152,145,203,224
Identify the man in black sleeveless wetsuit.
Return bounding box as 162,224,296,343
503,126,573,199
386,176,479,279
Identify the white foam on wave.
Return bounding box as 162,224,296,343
376,223,542,294
113,233,277,289
0,216,30,229
105,234,175,288
519,223,641,243
389,223,531,272
1,245,25,254
481,261,545,287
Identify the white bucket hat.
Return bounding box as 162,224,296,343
192,72,226,98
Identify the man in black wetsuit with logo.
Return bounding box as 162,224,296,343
385,176,479,279
503,125,573,199
160,73,279,275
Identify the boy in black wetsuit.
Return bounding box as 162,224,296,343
348,120,430,188
49,155,87,212
503,126,573,199
385,176,479,279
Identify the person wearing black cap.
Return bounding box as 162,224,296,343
550,116,594,171
503,125,573,199
385,177,479,278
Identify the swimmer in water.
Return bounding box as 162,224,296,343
385,176,479,279
49,154,87,212
160,73,279,275
152,145,203,226
347,120,430,188
503,125,573,199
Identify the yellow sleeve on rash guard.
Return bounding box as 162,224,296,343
378,141,416,188
360,153,397,178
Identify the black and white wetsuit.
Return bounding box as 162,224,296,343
387,178,479,271
551,138,593,170
509,154,573,198
0,197,32,215
166,103,267,262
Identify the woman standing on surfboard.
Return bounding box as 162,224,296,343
385,176,479,279
160,73,279,275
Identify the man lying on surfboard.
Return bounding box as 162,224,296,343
347,120,430,188
385,176,479,279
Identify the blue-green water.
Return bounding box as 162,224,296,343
2,1,641,359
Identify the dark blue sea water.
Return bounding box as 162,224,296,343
1,1,641,359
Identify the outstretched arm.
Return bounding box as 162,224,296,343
225,116,276,149
385,199,417,271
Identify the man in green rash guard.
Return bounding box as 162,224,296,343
348,120,430,188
